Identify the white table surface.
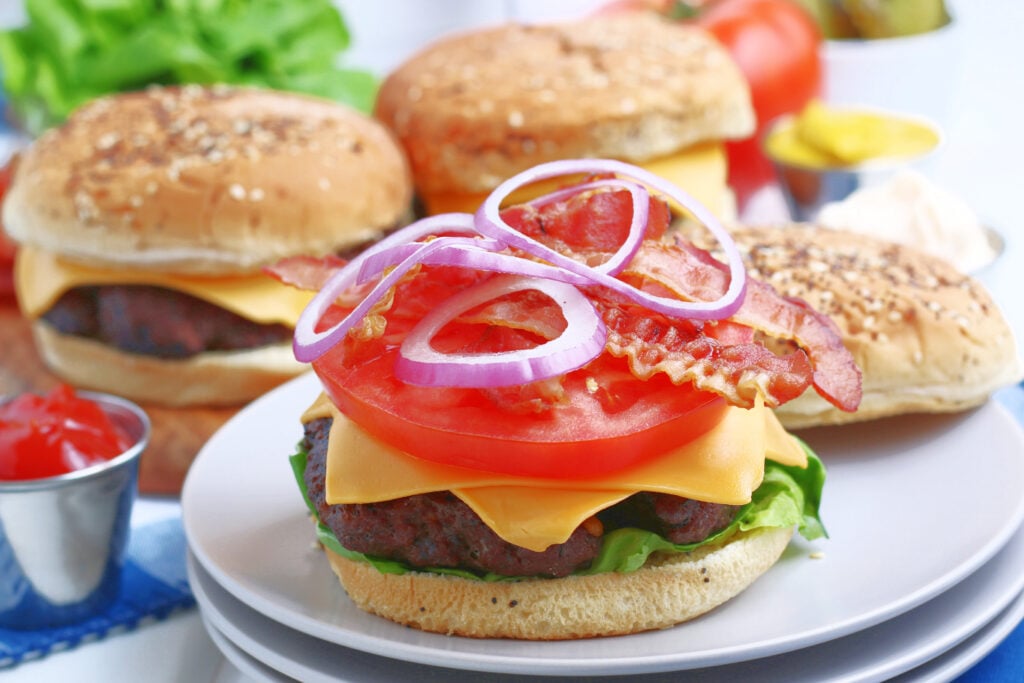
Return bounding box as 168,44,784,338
2,1,1022,681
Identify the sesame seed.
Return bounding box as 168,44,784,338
249,187,265,202
228,184,246,200
96,132,120,150
507,110,525,128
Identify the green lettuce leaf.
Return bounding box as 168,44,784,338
0,0,377,135
289,437,827,582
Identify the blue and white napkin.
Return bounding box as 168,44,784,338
0,516,195,669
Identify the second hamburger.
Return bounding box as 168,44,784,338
4,85,412,406
374,13,755,219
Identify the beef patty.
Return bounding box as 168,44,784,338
43,285,292,358
302,417,739,578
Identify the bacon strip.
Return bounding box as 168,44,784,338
264,254,348,291
598,302,814,409
621,241,862,412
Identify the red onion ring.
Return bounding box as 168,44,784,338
395,275,606,388
515,178,650,276
360,239,594,288
293,214,478,362
476,159,747,320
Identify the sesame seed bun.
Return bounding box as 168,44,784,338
374,13,754,200
322,526,793,640
693,223,1022,428
3,85,413,275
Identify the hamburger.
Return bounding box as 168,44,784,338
685,222,1021,428
2,85,412,406
374,13,754,220
280,160,862,639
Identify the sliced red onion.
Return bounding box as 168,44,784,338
293,159,749,386
357,236,505,285
475,159,747,320
361,239,594,288
518,178,650,276
395,275,606,388
294,214,479,363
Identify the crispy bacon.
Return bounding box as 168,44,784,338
263,254,348,291
598,302,813,409
619,240,862,412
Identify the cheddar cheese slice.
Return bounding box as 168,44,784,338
306,393,807,551
421,143,733,219
15,245,313,326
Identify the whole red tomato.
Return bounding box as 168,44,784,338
594,0,822,207
694,0,823,204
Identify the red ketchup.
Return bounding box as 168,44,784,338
0,385,134,480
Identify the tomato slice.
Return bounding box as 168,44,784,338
311,253,726,480
314,345,726,480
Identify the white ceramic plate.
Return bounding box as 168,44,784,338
203,613,290,683
892,597,1024,683
182,372,1024,676
189,520,1024,683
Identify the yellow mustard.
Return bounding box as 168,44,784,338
765,100,940,169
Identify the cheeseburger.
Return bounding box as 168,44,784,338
282,161,861,639
374,13,754,219
3,85,412,406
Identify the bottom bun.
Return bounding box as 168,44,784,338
322,526,794,640
32,319,306,407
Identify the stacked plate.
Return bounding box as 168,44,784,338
182,372,1024,683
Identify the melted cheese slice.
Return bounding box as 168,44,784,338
421,143,732,219
306,393,807,551
14,245,313,326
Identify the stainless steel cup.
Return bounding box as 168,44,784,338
765,113,943,222
0,392,150,629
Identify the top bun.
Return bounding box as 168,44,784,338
375,13,754,197
3,85,412,275
695,223,1021,428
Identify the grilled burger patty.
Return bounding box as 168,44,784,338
302,418,739,578
42,285,293,358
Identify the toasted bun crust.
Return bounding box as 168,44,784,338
322,527,792,640
3,85,412,275
375,13,754,197
694,224,1021,428
32,319,305,407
